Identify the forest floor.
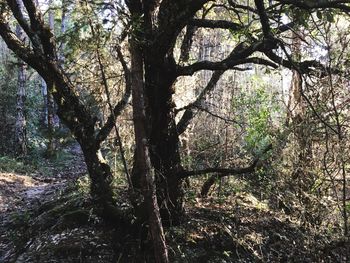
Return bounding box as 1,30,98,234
0,144,349,263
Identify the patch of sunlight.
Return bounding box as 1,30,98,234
237,192,269,211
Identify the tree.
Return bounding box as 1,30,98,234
41,0,57,157
1,0,350,261
14,0,27,157
0,42,17,155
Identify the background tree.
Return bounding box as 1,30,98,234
0,42,16,155
14,1,27,157
40,0,57,157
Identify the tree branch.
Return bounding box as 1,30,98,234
0,14,45,75
264,49,344,77
1,1,95,142
176,70,224,135
179,144,272,179
177,18,298,76
227,0,257,13
154,0,210,57
6,0,40,48
22,0,55,57
177,55,278,76
254,0,271,38
179,24,197,62
276,0,350,12
96,46,131,145
188,18,243,31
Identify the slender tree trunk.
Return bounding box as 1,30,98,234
46,81,55,156
14,24,27,157
59,0,68,65
288,31,313,190
41,1,56,156
41,78,48,126
130,40,169,263
48,3,60,128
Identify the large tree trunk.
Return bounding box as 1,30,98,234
130,40,169,263
144,56,185,226
46,76,120,222
67,121,121,222
81,145,116,215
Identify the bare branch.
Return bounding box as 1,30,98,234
0,15,44,74
22,0,55,57
254,0,271,38
264,49,345,77
276,0,350,12
177,54,278,76
179,144,272,179
92,30,132,188
193,104,243,126
188,18,243,31
181,164,257,178
179,25,197,62
96,46,131,145
176,70,224,135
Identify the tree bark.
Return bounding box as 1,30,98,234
59,0,68,65
14,21,27,157
130,38,169,263
144,56,185,226
81,145,116,215
41,78,48,126
41,1,57,157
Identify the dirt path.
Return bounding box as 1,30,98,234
0,144,86,211
0,144,87,262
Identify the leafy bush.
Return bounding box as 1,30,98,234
0,156,32,174
233,82,279,154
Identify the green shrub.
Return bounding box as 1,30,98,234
0,156,31,173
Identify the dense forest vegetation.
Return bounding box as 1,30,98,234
0,0,350,262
